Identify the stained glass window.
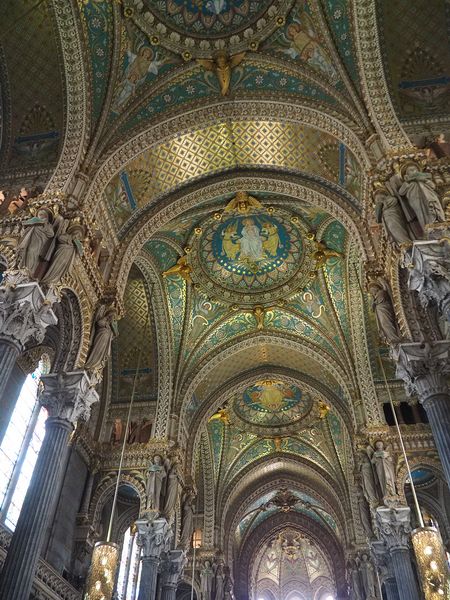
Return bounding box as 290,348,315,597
0,360,48,530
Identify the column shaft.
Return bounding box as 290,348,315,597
0,338,21,401
0,418,72,600
384,577,400,600
138,556,160,600
422,394,450,488
389,548,420,600
160,583,177,600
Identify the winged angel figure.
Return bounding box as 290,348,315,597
197,51,246,96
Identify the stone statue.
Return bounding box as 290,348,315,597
179,491,195,549
84,306,118,370
374,188,413,245
145,455,167,512
359,451,378,506
164,460,181,516
369,441,397,500
399,164,445,230
348,559,363,600
215,563,225,600
41,223,84,284
17,208,54,276
200,560,214,600
368,278,401,344
359,554,377,598
356,486,373,538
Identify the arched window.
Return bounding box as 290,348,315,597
0,358,49,530
116,524,142,599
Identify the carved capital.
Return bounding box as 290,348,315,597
0,276,57,349
376,506,412,551
135,517,172,559
160,550,187,588
39,371,99,424
404,241,450,318
393,342,450,401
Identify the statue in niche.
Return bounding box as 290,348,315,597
358,451,378,507
41,223,85,284
215,563,225,600
359,554,377,598
84,306,118,370
356,486,373,539
145,454,167,512
398,163,445,230
368,441,397,501
163,460,181,516
368,278,401,344
200,560,214,600
179,490,195,549
374,187,413,245
17,207,54,276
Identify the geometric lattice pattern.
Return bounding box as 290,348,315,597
105,121,356,228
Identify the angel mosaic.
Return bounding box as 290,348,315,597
270,8,338,83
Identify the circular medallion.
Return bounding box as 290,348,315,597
232,380,314,433
190,208,311,305
146,0,275,37
129,0,293,57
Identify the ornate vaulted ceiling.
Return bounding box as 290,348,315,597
0,1,65,179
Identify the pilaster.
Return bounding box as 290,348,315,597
136,517,172,600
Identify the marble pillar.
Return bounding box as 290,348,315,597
0,371,98,600
160,549,187,600
371,540,400,600
136,518,172,600
376,507,420,600
0,275,57,398
394,341,450,488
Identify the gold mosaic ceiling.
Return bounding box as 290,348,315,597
104,120,360,229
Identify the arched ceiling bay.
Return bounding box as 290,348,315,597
376,0,450,130
103,121,363,231
0,1,65,181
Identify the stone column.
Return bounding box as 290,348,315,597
394,341,450,488
0,371,98,600
0,274,57,398
376,507,420,600
160,549,187,600
136,518,172,600
371,540,400,600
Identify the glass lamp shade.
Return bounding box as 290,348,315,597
411,527,449,599
84,541,120,600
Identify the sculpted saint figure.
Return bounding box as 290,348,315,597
215,563,225,600
359,554,377,598
369,441,397,500
17,208,54,276
356,487,373,538
200,560,214,600
146,455,167,512
84,306,118,370
368,278,401,344
348,559,364,600
399,164,445,230
164,460,181,516
41,223,84,284
359,451,378,506
179,491,195,549
374,188,413,245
